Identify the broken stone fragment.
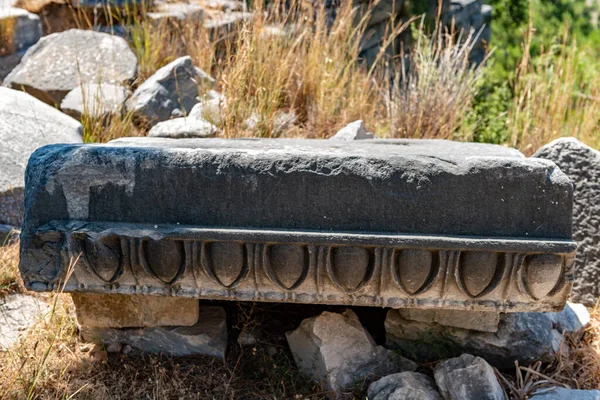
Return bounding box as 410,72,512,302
367,371,443,400
148,116,218,138
530,387,600,400
330,120,374,140
434,354,507,400
385,302,590,369
286,309,417,392
126,56,215,126
2,29,137,105
80,306,227,357
534,138,600,306
71,293,200,328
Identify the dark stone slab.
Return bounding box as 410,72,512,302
19,138,576,311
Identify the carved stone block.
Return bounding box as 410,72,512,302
19,138,576,312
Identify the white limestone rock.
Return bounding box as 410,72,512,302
1,294,50,350
3,29,137,105
148,116,218,138
330,120,374,140
286,309,417,392
60,83,129,120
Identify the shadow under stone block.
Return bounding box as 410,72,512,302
19,138,575,312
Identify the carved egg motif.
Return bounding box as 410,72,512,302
327,246,373,293
202,242,248,288
521,254,563,300
392,249,438,295
84,235,122,283
457,251,505,298
264,244,309,290
33,231,65,283
142,239,185,284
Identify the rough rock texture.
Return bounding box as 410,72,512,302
126,56,215,125
72,293,199,328
0,294,49,350
80,306,227,357
396,309,500,332
147,3,204,22
188,96,224,125
0,7,42,53
60,83,129,120
531,387,600,399
386,302,590,369
3,29,136,105
148,117,218,138
19,138,575,311
330,120,374,140
434,354,507,400
534,138,600,306
0,87,82,226
286,309,417,391
368,372,443,400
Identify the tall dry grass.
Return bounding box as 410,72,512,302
509,21,600,155
385,22,486,140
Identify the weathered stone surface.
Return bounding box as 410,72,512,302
386,302,590,369
0,53,22,83
434,354,507,400
367,372,443,400
0,7,42,53
396,309,500,332
330,120,374,140
3,29,137,105
19,138,575,311
147,3,204,22
60,83,129,120
71,293,199,328
534,138,600,306
0,294,49,350
126,56,215,126
531,387,600,400
80,306,227,357
286,309,417,391
0,87,82,226
188,96,224,125
148,117,218,138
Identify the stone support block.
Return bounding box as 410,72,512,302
19,138,575,312
71,293,199,328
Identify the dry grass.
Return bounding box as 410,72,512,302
385,23,486,140
0,17,16,56
0,242,22,297
509,21,600,155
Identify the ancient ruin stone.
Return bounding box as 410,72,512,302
0,87,82,226
71,293,199,328
126,56,215,126
148,117,218,138
534,138,600,306
19,138,575,312
330,120,374,140
60,83,129,121
385,302,589,369
434,354,507,400
368,372,443,400
1,294,50,350
81,306,227,357
286,309,417,391
3,29,137,105
395,309,500,332
530,387,600,400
